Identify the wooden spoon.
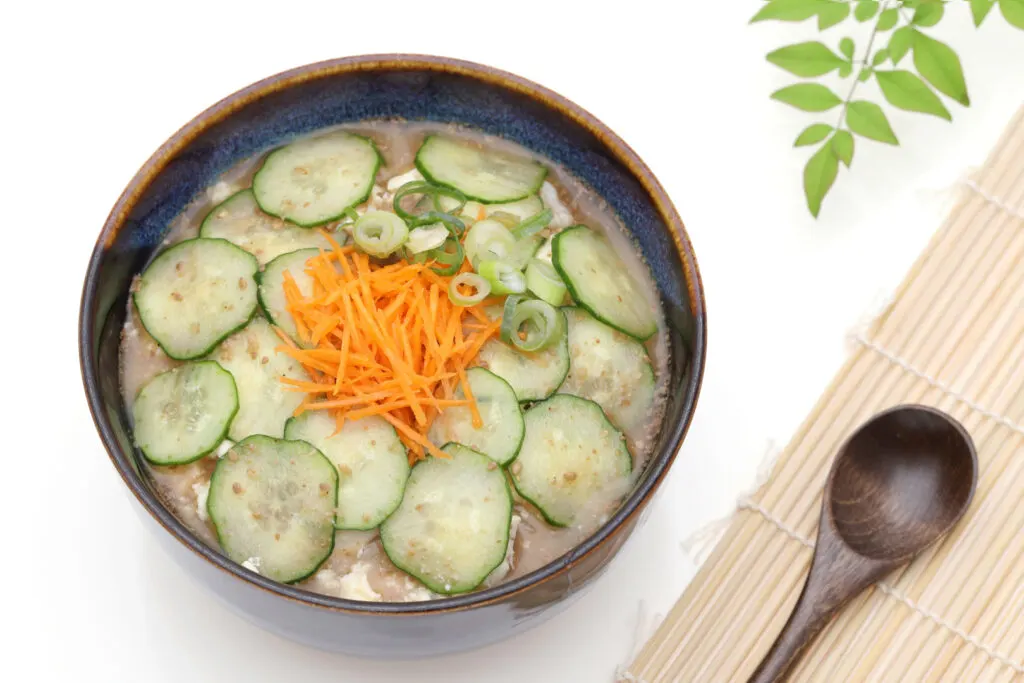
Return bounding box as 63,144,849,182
748,404,977,683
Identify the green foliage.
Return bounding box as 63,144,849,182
753,0,1024,218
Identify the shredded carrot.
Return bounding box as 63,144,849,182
276,246,494,464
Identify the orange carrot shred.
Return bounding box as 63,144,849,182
275,240,492,462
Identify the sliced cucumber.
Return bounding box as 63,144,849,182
427,368,524,465
559,308,656,435
462,194,544,222
258,248,318,344
199,190,334,265
380,443,512,594
552,226,659,341
132,361,238,465
253,131,381,227
208,435,338,583
134,238,259,360
416,135,547,204
475,310,570,402
285,412,410,530
210,318,309,441
510,394,632,527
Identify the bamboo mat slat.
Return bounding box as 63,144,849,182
622,106,1024,683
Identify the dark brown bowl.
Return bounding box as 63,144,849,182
79,54,706,658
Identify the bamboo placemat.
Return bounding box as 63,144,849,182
622,106,1024,683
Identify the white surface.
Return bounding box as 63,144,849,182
4,2,1024,681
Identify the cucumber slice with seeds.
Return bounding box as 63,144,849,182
510,394,632,527
258,248,318,344
132,361,238,465
416,135,547,204
210,318,309,441
208,435,338,584
380,443,512,594
253,131,381,227
475,311,570,401
200,190,334,265
427,368,524,465
552,225,659,341
134,238,259,360
285,412,410,530
559,307,656,435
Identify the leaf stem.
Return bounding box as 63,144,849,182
835,1,891,131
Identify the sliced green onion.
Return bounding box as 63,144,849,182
353,211,409,257
507,235,543,270
478,259,527,295
500,297,564,352
418,211,466,238
427,237,465,276
511,209,553,240
464,218,515,267
343,207,360,222
488,211,520,229
448,273,491,306
393,181,467,226
406,224,450,254
526,259,567,306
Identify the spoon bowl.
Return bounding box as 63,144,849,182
749,404,977,683
829,405,977,561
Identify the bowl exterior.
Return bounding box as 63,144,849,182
80,55,706,657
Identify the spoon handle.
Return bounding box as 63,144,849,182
747,524,892,683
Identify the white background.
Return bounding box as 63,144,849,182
4,2,1024,681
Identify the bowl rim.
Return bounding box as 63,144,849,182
79,53,707,616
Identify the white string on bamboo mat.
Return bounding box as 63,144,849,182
964,178,1024,221
737,498,1024,674
851,333,1024,437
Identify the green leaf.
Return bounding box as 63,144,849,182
771,84,843,112
877,7,899,30
795,124,834,147
857,68,873,82
804,144,839,218
855,0,879,21
912,2,945,26
832,131,855,167
840,37,855,59
818,1,850,29
751,0,824,23
875,70,952,120
889,26,916,64
767,42,847,77
970,0,996,25
1001,0,1024,29
913,32,970,106
839,62,853,78
846,101,900,144
872,48,890,66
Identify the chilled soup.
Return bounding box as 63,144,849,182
120,122,670,602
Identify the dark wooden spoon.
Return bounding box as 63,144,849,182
748,404,977,683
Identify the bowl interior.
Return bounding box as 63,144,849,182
81,57,704,611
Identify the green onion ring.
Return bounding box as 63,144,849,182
500,297,564,352
353,211,409,257
464,218,515,267
427,236,465,276
448,273,491,306
477,259,527,295
393,181,467,226
511,209,553,240
525,259,567,306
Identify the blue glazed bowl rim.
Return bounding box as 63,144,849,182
79,54,706,616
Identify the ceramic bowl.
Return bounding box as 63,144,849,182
79,54,706,658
